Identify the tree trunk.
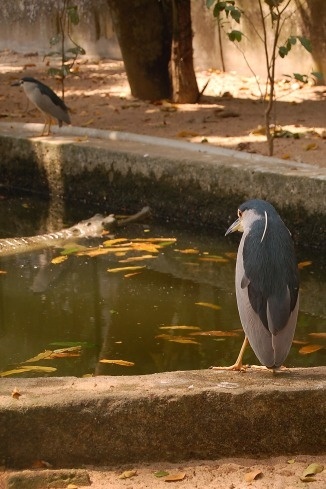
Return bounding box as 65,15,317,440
108,0,172,100
170,0,199,103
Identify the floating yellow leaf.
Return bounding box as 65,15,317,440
53,346,82,354
159,326,201,331
195,302,221,310
308,332,326,339
51,255,68,264
132,238,176,243
199,256,229,263
156,334,199,345
107,266,146,273
103,238,129,247
298,260,312,269
118,255,155,263
164,472,186,482
118,470,137,479
191,330,239,337
298,344,324,355
0,366,57,377
0,270,7,274
100,359,135,367
77,247,117,257
24,350,53,363
224,252,237,259
176,248,199,254
124,272,143,278
244,470,262,482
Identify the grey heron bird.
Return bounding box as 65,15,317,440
212,199,299,371
12,76,71,136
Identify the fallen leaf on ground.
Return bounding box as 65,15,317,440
11,387,21,399
31,460,52,469
304,143,318,151
164,472,186,482
308,332,326,339
177,130,199,138
118,470,137,479
154,470,169,478
301,463,324,478
244,469,262,482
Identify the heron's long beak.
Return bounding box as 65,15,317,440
225,217,243,236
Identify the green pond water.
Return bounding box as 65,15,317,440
0,195,325,377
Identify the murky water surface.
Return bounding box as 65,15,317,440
0,195,325,377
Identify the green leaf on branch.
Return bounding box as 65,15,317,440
213,2,227,17
67,5,79,25
298,36,312,52
293,73,309,83
228,30,243,42
279,46,288,58
66,46,86,55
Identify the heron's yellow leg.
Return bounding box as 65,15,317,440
210,336,249,372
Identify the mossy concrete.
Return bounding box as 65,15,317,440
0,122,325,249
0,368,325,468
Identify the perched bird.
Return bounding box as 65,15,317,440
12,76,71,136
213,199,299,371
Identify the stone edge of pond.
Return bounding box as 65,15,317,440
0,367,325,467
0,122,325,248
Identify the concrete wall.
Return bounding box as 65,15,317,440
0,0,323,79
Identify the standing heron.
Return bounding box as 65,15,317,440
12,77,71,136
212,199,299,371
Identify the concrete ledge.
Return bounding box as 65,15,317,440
0,122,325,249
0,368,325,467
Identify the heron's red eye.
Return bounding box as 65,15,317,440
238,209,242,218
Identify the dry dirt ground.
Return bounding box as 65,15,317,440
0,51,325,488
0,50,325,169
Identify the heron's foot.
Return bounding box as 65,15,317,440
210,363,248,373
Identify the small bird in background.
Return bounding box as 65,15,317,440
212,199,299,372
12,76,71,136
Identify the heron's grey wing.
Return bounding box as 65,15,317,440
236,259,275,366
37,91,71,124
27,83,70,125
271,296,299,366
